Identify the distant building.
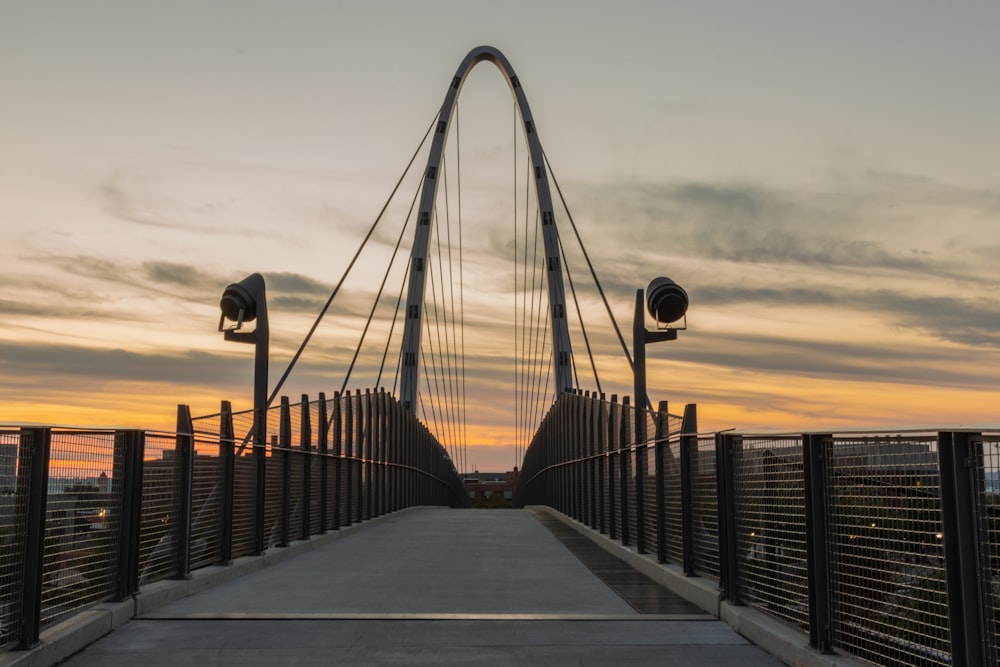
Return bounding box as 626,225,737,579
0,442,16,493
463,468,519,507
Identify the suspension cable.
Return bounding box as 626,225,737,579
431,200,458,460
266,114,438,407
442,155,463,475
528,217,551,428
543,151,634,372
518,159,534,459
420,325,444,452
425,251,455,460
340,174,421,394
556,233,601,394
377,260,408,392
525,208,549,446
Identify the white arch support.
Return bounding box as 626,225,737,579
399,45,573,412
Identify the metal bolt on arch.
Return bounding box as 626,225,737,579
399,45,573,412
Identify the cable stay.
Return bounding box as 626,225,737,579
377,263,408,393
229,114,437,453
543,151,633,373
556,233,602,395
544,151,662,416
339,173,422,396
267,114,438,409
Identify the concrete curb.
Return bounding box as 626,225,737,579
531,506,867,667
0,507,420,667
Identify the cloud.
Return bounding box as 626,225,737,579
670,330,997,389
270,295,329,313
565,175,1000,285
0,340,243,385
100,173,209,233
47,255,131,284
694,285,1000,348
266,272,331,295
143,261,220,290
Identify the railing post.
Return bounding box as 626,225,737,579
396,397,404,511
580,394,587,522
219,401,235,564
655,400,669,564
379,390,388,516
608,394,617,540
387,396,396,513
365,388,373,521
356,389,365,520
278,397,291,547
333,391,343,530
344,392,354,526
404,408,411,507
116,428,145,599
634,393,647,555
574,394,582,518
587,394,597,529
597,393,606,534
16,427,50,649
938,430,992,667
253,403,267,556
574,393,583,520
571,395,577,517
680,404,697,576
558,396,566,513
717,432,740,604
619,395,631,547
174,405,194,579
803,432,833,653
318,392,329,533
300,394,312,540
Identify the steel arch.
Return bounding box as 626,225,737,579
399,45,573,412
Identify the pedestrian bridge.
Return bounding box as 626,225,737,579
25,508,784,666
3,396,999,666
3,44,999,667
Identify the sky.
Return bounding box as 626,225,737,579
2,2,999,471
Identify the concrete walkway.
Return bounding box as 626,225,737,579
61,508,784,666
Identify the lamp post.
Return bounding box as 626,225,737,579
633,276,688,444
219,273,269,554
632,276,688,553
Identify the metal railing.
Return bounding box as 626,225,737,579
514,390,1000,667
0,388,465,651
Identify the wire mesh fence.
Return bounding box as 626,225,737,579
189,432,222,570
138,432,177,584
691,435,719,581
0,430,27,650
827,435,950,665
515,405,1000,667
976,433,1000,665
8,386,1000,667
40,431,121,629
515,396,1000,665
733,435,809,631
662,435,683,565
0,390,464,651
231,450,257,559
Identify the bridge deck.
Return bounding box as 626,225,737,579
64,508,782,665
